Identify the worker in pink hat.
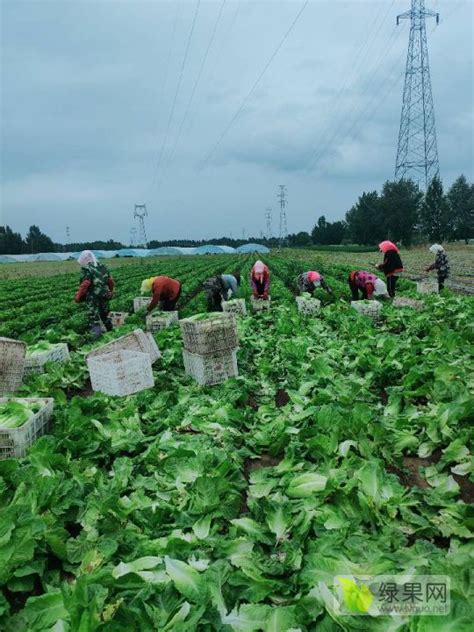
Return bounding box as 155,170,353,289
297,270,332,296
375,241,404,298
250,260,270,299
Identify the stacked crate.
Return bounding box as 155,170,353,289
109,311,129,327
180,313,239,385
416,280,438,295
146,311,179,333
351,300,382,322
25,343,70,375
222,299,247,316
0,338,26,395
393,297,424,310
296,297,321,315
133,297,150,312
0,397,54,459
251,296,271,312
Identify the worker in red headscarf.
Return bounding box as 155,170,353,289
297,271,332,296
250,260,270,299
375,241,404,298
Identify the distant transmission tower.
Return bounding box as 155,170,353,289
134,204,148,248
264,207,272,240
130,227,137,248
395,0,440,189
277,185,288,248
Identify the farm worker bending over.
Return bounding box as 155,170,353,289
297,271,332,296
202,273,241,312
75,250,114,340
375,241,404,298
251,260,270,299
426,244,450,291
141,276,182,313
348,271,389,301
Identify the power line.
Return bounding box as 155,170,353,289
200,1,309,169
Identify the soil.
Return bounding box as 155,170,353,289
386,451,442,490
65,379,93,399
275,388,290,408
240,453,282,514
380,389,388,405
452,474,474,504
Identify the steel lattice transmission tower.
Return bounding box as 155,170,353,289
134,204,148,249
277,185,288,248
264,207,273,240
395,0,440,189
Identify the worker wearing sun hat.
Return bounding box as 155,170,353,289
251,260,270,299
375,240,404,298
426,244,450,291
348,271,389,301
141,275,182,313
75,250,115,340
297,270,332,296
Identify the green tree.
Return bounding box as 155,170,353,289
311,216,346,245
418,176,450,242
0,226,24,254
447,175,474,243
345,192,383,245
379,179,422,246
24,225,55,253
289,231,312,247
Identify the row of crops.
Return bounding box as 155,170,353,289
0,252,473,631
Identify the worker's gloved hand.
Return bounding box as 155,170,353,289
425,267,431,272
263,293,269,300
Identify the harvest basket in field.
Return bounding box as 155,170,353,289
393,297,424,310
109,311,129,327
0,397,54,459
133,297,150,312
222,299,247,316
416,280,439,294
250,296,271,311
180,313,238,355
86,329,160,364
183,349,238,385
351,300,382,320
25,342,70,374
146,311,179,333
0,338,26,395
296,297,321,315
87,350,155,396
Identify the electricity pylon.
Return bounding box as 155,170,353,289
134,204,148,248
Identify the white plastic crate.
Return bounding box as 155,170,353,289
109,311,129,327
133,297,150,312
87,350,155,396
222,299,247,316
296,297,321,315
0,338,26,395
0,397,54,459
183,349,238,386
393,297,424,310
86,329,160,364
351,300,382,320
416,280,438,295
180,314,238,355
25,343,70,374
250,296,271,312
146,311,179,333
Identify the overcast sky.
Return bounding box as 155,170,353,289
1,0,473,245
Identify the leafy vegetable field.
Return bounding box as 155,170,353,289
0,252,473,631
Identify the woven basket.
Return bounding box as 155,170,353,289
416,280,438,295
296,297,321,315
86,329,161,364
393,297,424,310
0,397,54,459
351,301,382,320
0,338,26,395
222,299,247,316
87,350,155,396
133,297,150,312
183,349,238,385
251,296,271,311
25,343,70,374
109,311,129,327
180,314,238,355
146,311,179,333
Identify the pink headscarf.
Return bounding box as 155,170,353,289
78,250,98,267
379,240,399,253
252,260,266,282
307,271,321,283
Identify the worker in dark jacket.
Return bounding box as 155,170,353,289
426,244,450,291
297,271,332,296
251,261,270,299
376,241,404,298
75,250,114,339
141,276,182,313
202,273,240,312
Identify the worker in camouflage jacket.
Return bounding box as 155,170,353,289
202,273,240,312
75,250,115,340
426,244,450,291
